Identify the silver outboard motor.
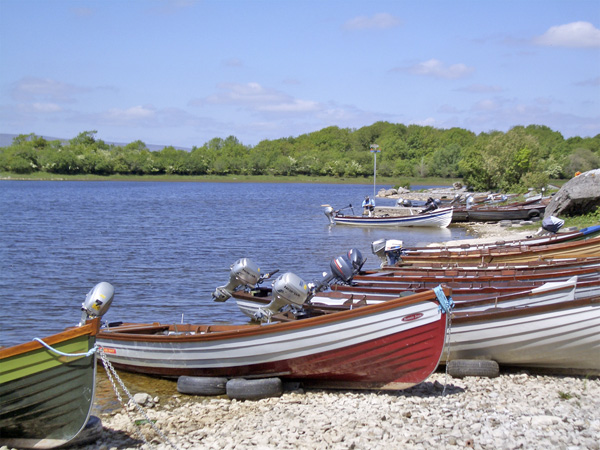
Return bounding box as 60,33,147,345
371,239,403,267
79,281,115,326
254,272,309,322
213,258,261,302
323,205,335,225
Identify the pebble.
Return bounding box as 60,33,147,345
56,371,599,450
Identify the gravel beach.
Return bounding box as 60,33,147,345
66,370,600,450
7,223,597,450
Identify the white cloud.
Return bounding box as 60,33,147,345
194,82,322,115
11,77,90,103
104,105,156,121
32,103,63,113
343,13,401,30
533,21,600,48
472,99,500,111
404,59,474,79
258,99,320,113
457,84,503,93
575,76,600,87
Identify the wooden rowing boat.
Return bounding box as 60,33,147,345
231,276,600,318
323,206,453,228
448,296,600,374
451,200,548,223
0,320,101,449
0,281,114,449
396,235,600,265
97,287,452,390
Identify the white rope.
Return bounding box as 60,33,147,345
33,338,98,357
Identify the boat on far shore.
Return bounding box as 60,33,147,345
323,205,453,228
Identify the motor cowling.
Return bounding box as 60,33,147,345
213,258,261,302
324,205,335,225
347,248,365,272
330,255,354,283
80,282,114,325
371,239,403,267
254,272,309,321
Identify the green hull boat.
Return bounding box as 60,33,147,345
0,319,100,449
0,281,114,449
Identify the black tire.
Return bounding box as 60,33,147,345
226,377,283,400
177,376,228,396
528,209,541,218
447,359,500,378
64,415,103,448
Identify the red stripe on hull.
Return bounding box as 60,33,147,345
109,315,446,388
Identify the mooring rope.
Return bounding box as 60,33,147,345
33,338,98,357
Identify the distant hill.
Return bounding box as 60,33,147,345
0,133,190,151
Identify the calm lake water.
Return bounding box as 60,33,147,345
0,181,469,347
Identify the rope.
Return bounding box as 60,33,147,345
432,285,454,396
33,338,98,357
98,347,181,450
433,285,454,313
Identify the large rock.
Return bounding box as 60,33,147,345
544,169,600,218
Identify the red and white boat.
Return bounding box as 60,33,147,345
97,286,452,390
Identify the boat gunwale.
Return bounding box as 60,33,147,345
98,287,450,343
0,319,100,360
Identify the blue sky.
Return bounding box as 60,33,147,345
1,0,599,148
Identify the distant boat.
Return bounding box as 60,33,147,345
323,205,453,228
97,287,453,391
0,282,114,450
451,200,548,223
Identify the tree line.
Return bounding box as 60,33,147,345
1,123,599,192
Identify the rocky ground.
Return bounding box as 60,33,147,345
61,370,599,450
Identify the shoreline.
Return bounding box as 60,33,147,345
72,370,599,450
56,223,598,450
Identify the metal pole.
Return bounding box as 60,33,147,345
370,144,380,199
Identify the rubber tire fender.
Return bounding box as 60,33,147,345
527,209,541,218
177,376,228,396
447,359,500,378
226,377,283,400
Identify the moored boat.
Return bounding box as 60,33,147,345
395,235,600,265
0,282,114,450
447,296,600,374
97,286,453,390
323,205,453,228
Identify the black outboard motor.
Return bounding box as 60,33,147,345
420,197,439,214
347,248,366,273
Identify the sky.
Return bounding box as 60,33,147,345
1,0,599,149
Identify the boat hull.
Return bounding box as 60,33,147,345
0,321,99,450
331,207,453,228
447,298,600,374
98,290,449,390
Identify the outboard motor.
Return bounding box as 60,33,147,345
79,281,115,326
254,272,309,322
371,239,403,267
541,216,565,234
346,248,366,273
212,258,261,302
323,205,335,225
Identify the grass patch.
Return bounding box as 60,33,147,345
0,171,461,186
